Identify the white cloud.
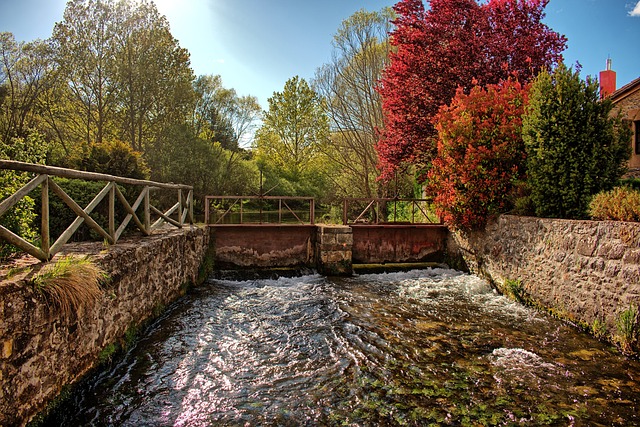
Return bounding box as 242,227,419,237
630,1,640,16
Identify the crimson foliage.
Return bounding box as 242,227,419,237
376,0,566,180
427,80,528,230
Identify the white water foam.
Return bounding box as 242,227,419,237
489,347,559,375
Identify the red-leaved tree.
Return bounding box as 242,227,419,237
376,0,566,181
427,79,529,230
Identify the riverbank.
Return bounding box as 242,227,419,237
0,226,210,427
448,215,640,354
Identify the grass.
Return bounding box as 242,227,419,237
615,304,638,354
30,255,108,320
591,317,608,341
4,265,33,280
504,278,528,304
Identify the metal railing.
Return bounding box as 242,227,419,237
342,198,441,225
205,195,315,225
0,160,194,261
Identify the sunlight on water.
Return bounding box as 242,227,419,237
49,268,640,426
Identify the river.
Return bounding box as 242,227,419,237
48,268,639,426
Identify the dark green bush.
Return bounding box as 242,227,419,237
522,64,631,219
620,178,640,191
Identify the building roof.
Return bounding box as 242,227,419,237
610,76,640,103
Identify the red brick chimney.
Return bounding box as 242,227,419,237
599,58,616,98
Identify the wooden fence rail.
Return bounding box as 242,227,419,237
342,198,441,225
205,195,315,225
0,160,194,261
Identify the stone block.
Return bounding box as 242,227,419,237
321,234,337,245
2,339,12,359
336,232,353,246
623,249,640,265
597,242,626,260
326,251,348,263
576,237,597,257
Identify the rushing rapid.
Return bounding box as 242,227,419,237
51,269,639,426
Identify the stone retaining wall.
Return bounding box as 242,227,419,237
448,215,640,333
0,226,210,426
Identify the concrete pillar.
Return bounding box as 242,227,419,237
316,225,353,276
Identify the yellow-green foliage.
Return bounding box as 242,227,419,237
589,186,640,222
615,304,638,354
31,255,107,320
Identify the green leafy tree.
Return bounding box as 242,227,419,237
254,76,330,196
112,0,195,153
50,0,195,157
522,63,631,219
314,8,395,198
192,74,261,150
0,33,52,142
51,0,118,147
149,125,258,210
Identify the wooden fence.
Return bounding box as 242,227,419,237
205,195,315,225
0,160,194,261
342,198,441,225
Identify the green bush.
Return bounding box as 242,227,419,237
77,140,150,179
0,171,39,260
0,131,47,260
620,178,640,191
522,64,631,219
589,186,640,222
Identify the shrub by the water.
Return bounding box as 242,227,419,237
427,79,528,231
589,187,640,222
522,64,631,219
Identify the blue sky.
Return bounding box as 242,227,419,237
1,0,639,109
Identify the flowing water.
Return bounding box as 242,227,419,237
51,269,639,426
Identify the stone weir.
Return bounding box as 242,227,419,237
0,226,211,427
209,224,450,276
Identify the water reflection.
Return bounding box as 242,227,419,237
51,269,639,426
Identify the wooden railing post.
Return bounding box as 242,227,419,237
41,176,50,260
144,186,151,233
343,199,348,225
204,196,210,225
310,198,315,225
109,183,115,242
178,189,183,227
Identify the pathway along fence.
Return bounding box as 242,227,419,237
0,160,194,261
